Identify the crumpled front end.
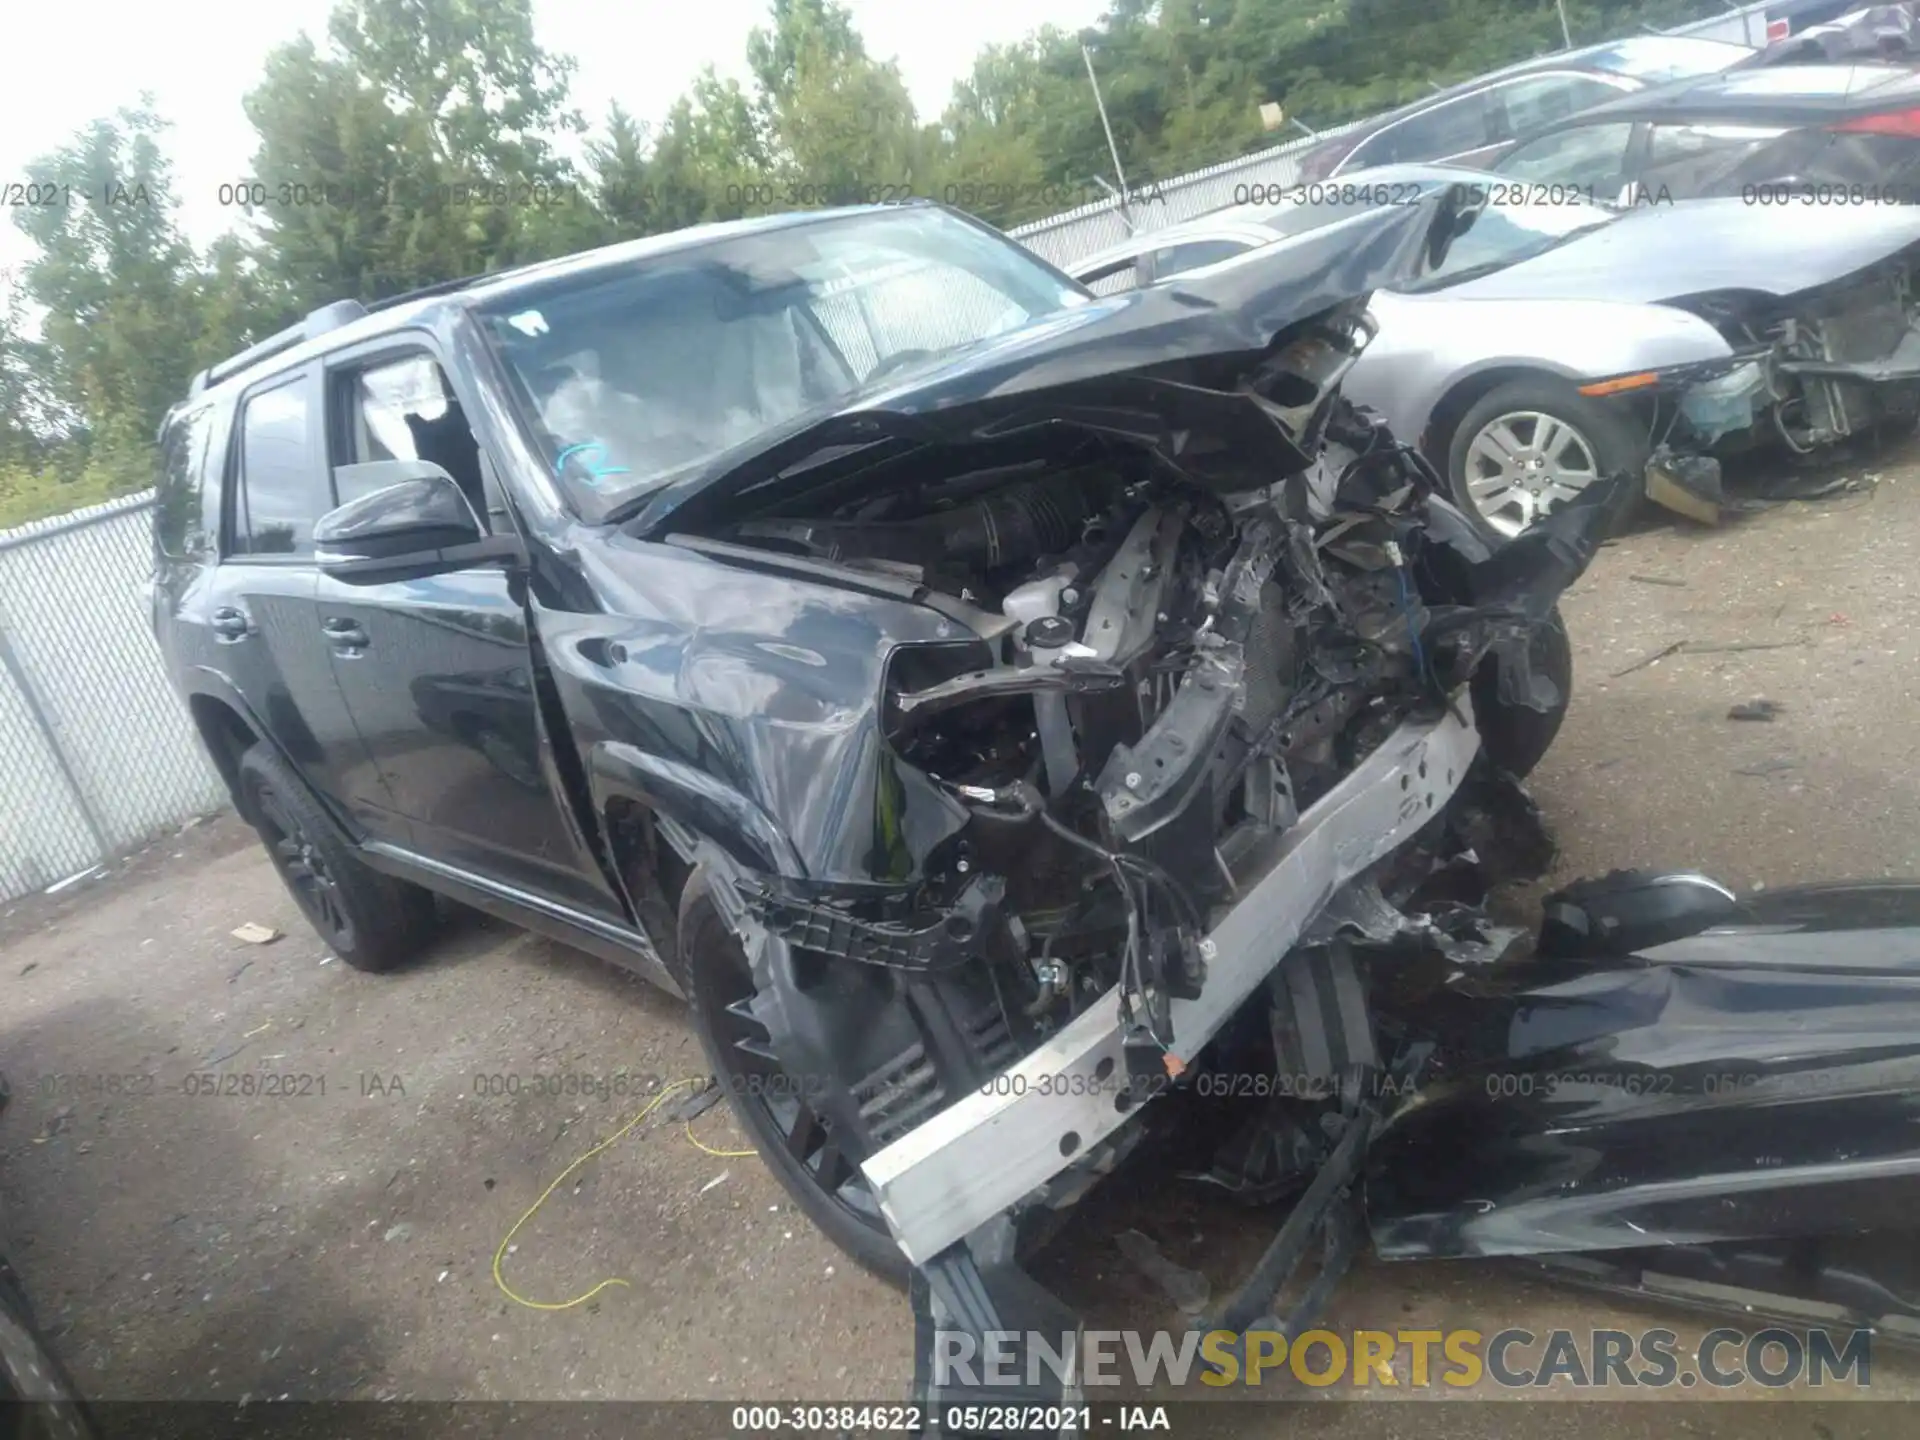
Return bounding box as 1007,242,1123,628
631,359,1624,1418
552,185,1657,1419
1587,239,1920,523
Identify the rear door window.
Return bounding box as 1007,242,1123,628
1352,92,1494,167
154,404,214,559
230,373,326,557
1492,75,1631,142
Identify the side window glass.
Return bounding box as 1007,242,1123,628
154,404,213,559
1643,123,1790,195
198,401,235,556
231,376,323,557
332,353,491,526
1493,75,1626,141
1076,257,1143,297
1499,122,1637,189
1147,239,1254,279
1373,93,1493,165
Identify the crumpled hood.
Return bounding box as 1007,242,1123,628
1451,197,1920,305
633,188,1469,533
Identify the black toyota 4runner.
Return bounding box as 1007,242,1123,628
151,198,1594,1291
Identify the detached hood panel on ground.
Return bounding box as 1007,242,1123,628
1369,881,1920,1261
1451,198,1920,305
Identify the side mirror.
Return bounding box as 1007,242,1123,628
314,461,517,577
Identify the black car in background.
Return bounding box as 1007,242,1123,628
1493,61,1920,199
1291,34,1754,180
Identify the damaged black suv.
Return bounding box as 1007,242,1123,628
152,198,1597,1297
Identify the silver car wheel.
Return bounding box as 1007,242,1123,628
1463,410,1601,538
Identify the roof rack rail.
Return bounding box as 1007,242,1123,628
185,260,549,398
362,270,499,312
188,298,370,397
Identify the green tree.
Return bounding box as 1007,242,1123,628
10,105,201,460
747,0,927,202
649,69,774,227
244,0,587,306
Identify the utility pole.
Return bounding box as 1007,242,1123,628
1082,42,1131,210
1554,0,1573,48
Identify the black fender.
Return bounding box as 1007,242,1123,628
587,739,806,878
178,667,360,849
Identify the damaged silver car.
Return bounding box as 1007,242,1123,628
1065,163,1920,535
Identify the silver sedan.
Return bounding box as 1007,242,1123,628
1062,164,1920,537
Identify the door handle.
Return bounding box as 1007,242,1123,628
321,617,370,649
210,606,252,640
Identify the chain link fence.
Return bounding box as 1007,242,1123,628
0,0,1791,905
0,494,226,902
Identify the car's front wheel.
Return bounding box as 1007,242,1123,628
678,871,910,1284
1447,377,1647,542
237,742,437,972
1472,605,1574,781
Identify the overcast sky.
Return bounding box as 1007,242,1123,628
0,0,1112,280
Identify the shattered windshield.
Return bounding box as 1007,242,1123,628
476,207,1084,517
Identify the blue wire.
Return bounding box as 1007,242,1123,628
1395,560,1431,691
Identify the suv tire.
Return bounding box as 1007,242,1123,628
678,871,910,1285
237,742,437,972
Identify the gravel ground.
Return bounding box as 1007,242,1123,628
4,455,1920,1432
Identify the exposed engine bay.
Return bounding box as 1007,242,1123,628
689,300,1594,1165
639,270,1635,1417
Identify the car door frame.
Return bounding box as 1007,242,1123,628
211,358,401,837
311,326,634,927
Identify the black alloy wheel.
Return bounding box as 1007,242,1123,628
679,872,910,1283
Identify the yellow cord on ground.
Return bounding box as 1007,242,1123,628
491,1076,760,1311
684,1118,757,1158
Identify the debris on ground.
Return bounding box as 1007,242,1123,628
1728,698,1784,722
1645,447,1725,524
43,866,105,896
1733,757,1798,776
1612,640,1687,677
1688,639,1805,656
1114,1229,1212,1316
668,1080,724,1124
1628,573,1687,588
699,1171,730,1195
1612,637,1808,677
230,922,281,945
